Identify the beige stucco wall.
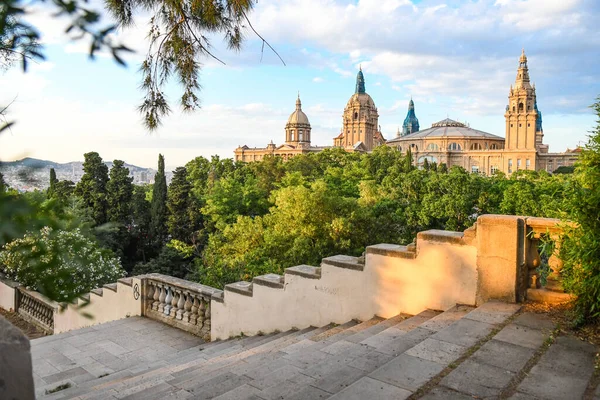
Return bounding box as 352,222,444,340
54,278,143,334
0,279,17,311
211,235,478,340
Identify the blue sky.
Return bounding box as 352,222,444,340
1,0,599,169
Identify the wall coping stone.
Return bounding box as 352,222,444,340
212,291,224,303
285,265,321,279
253,274,285,289
139,273,221,298
417,229,466,245
117,277,133,287
477,214,523,227
0,273,21,289
322,255,364,271
91,288,103,297
366,244,417,259
225,281,253,297
103,283,117,292
79,293,90,303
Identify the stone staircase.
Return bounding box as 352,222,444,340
33,301,599,400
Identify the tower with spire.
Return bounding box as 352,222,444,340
334,67,383,151
504,49,543,152
401,98,420,136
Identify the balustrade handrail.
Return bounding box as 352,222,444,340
140,273,222,299
17,287,58,334
141,273,221,340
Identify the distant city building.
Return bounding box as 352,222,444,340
333,67,386,151
387,50,579,174
234,50,579,174
234,95,330,162
400,99,420,136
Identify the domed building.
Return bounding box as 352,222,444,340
333,68,385,151
234,95,329,162
387,118,506,173
386,50,578,174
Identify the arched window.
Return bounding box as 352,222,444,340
291,130,295,141
411,143,418,152
448,142,462,151
354,112,358,120
396,145,402,152
490,143,498,150
519,102,524,112
418,156,438,164
470,143,482,150
298,130,303,141
513,106,516,112
426,143,439,151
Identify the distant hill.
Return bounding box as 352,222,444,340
0,157,169,191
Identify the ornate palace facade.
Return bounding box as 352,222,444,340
235,50,579,174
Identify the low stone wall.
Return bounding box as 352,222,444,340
0,315,35,400
53,277,143,334
211,228,479,340
0,275,18,311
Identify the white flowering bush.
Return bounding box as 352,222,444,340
0,227,124,301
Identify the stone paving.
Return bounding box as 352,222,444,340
30,304,600,400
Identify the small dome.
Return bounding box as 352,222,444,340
287,95,310,126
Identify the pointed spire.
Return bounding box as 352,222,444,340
515,49,531,89
355,68,366,94
296,92,302,110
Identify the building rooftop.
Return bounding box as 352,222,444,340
388,118,504,142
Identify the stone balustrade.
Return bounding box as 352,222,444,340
142,273,223,340
16,288,58,335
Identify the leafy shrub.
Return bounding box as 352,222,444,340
560,97,600,324
0,227,124,301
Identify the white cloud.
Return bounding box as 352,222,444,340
313,77,324,83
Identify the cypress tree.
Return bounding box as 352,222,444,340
150,154,168,246
167,167,192,242
48,168,58,199
75,152,109,225
106,160,134,225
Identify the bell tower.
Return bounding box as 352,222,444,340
504,50,540,151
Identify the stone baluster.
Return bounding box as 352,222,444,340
526,231,541,289
146,283,155,311
197,300,206,327
176,290,185,320
152,283,161,311
183,292,192,323
164,286,173,315
190,296,200,325
169,289,179,319
158,284,167,313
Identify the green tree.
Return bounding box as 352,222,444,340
48,168,58,199
131,185,152,263
75,152,109,225
0,172,5,192
167,167,194,242
106,160,134,224
561,97,600,323
54,180,75,203
150,154,168,246
0,227,124,301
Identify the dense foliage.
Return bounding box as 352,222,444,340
0,228,124,301
0,145,585,303
561,97,600,324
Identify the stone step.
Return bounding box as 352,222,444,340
359,309,441,349
117,277,133,287
90,288,103,297
331,302,521,398
284,264,321,279
345,313,412,344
